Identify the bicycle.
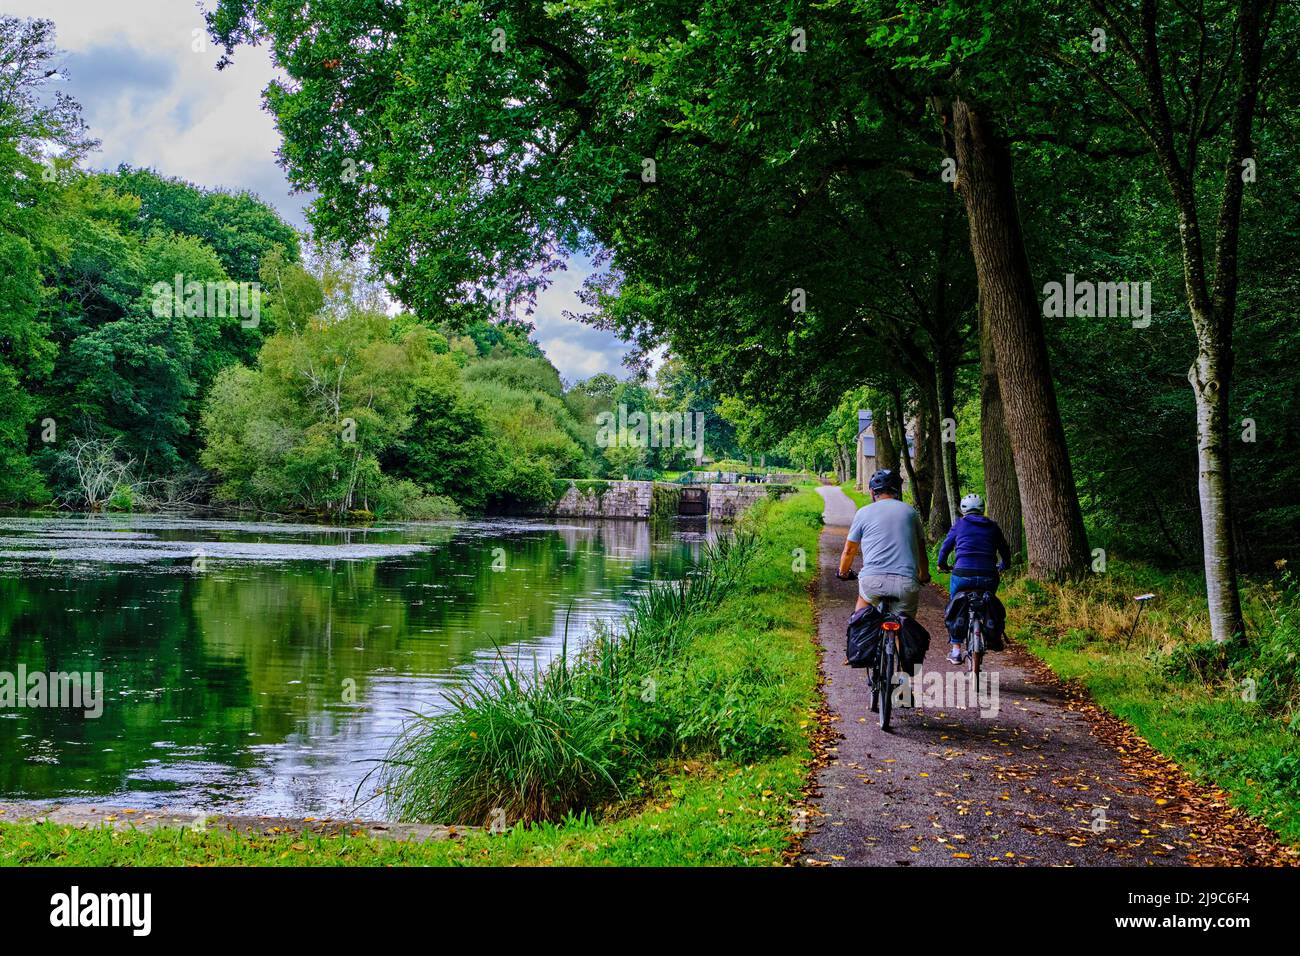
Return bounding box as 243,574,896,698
964,589,989,695
871,600,909,731
838,570,907,731
943,580,994,695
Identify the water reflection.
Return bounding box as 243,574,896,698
0,515,705,817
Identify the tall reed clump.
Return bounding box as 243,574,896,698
379,531,759,826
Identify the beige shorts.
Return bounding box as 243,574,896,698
858,572,920,615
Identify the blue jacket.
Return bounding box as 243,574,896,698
937,514,1011,575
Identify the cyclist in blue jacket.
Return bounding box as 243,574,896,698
937,493,1011,664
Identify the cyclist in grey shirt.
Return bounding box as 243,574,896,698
836,469,930,615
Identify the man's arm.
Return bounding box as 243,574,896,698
838,539,860,577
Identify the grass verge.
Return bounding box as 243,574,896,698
0,491,825,866
1006,561,1300,845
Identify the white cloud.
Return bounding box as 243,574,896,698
13,0,307,224
528,254,636,382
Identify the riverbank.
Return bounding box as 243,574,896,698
0,491,825,866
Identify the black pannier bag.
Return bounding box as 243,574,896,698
845,603,884,668
944,589,1007,651
846,604,931,671
898,615,931,670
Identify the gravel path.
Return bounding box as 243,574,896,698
802,485,1294,867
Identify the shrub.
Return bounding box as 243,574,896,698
1160,639,1228,683
371,478,462,520
106,483,135,512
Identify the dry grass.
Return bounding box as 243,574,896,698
1008,568,1212,652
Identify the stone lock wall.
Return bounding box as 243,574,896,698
551,480,654,518
707,484,787,521
540,480,794,521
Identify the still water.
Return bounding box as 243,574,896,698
0,515,706,818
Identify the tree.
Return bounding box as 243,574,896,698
386,359,502,513
54,437,133,511
951,99,1090,577
102,165,298,283
202,309,435,516
978,299,1023,561
0,16,92,503
1047,0,1286,640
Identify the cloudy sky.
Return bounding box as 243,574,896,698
11,0,632,382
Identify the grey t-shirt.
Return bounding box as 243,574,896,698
846,497,927,578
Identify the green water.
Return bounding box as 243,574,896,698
0,515,706,818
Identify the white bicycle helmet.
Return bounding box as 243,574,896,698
959,493,984,515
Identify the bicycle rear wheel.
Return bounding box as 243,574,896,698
968,617,984,694
878,648,894,731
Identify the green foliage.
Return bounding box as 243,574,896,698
0,16,83,505
1160,572,1300,721
101,165,298,282
368,478,461,521
384,359,501,512
464,359,593,497
570,479,611,500
1,165,297,494
462,354,564,398
201,310,430,516
461,317,543,360
105,483,134,512
1160,640,1229,684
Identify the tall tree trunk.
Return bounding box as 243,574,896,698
925,368,952,541
1161,0,1256,644
952,98,1089,579
1075,0,1263,642
874,406,899,472
1189,327,1245,643
891,388,922,511
935,355,961,526
979,298,1023,562
912,397,934,528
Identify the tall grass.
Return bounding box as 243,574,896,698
1005,561,1300,720
380,531,761,825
